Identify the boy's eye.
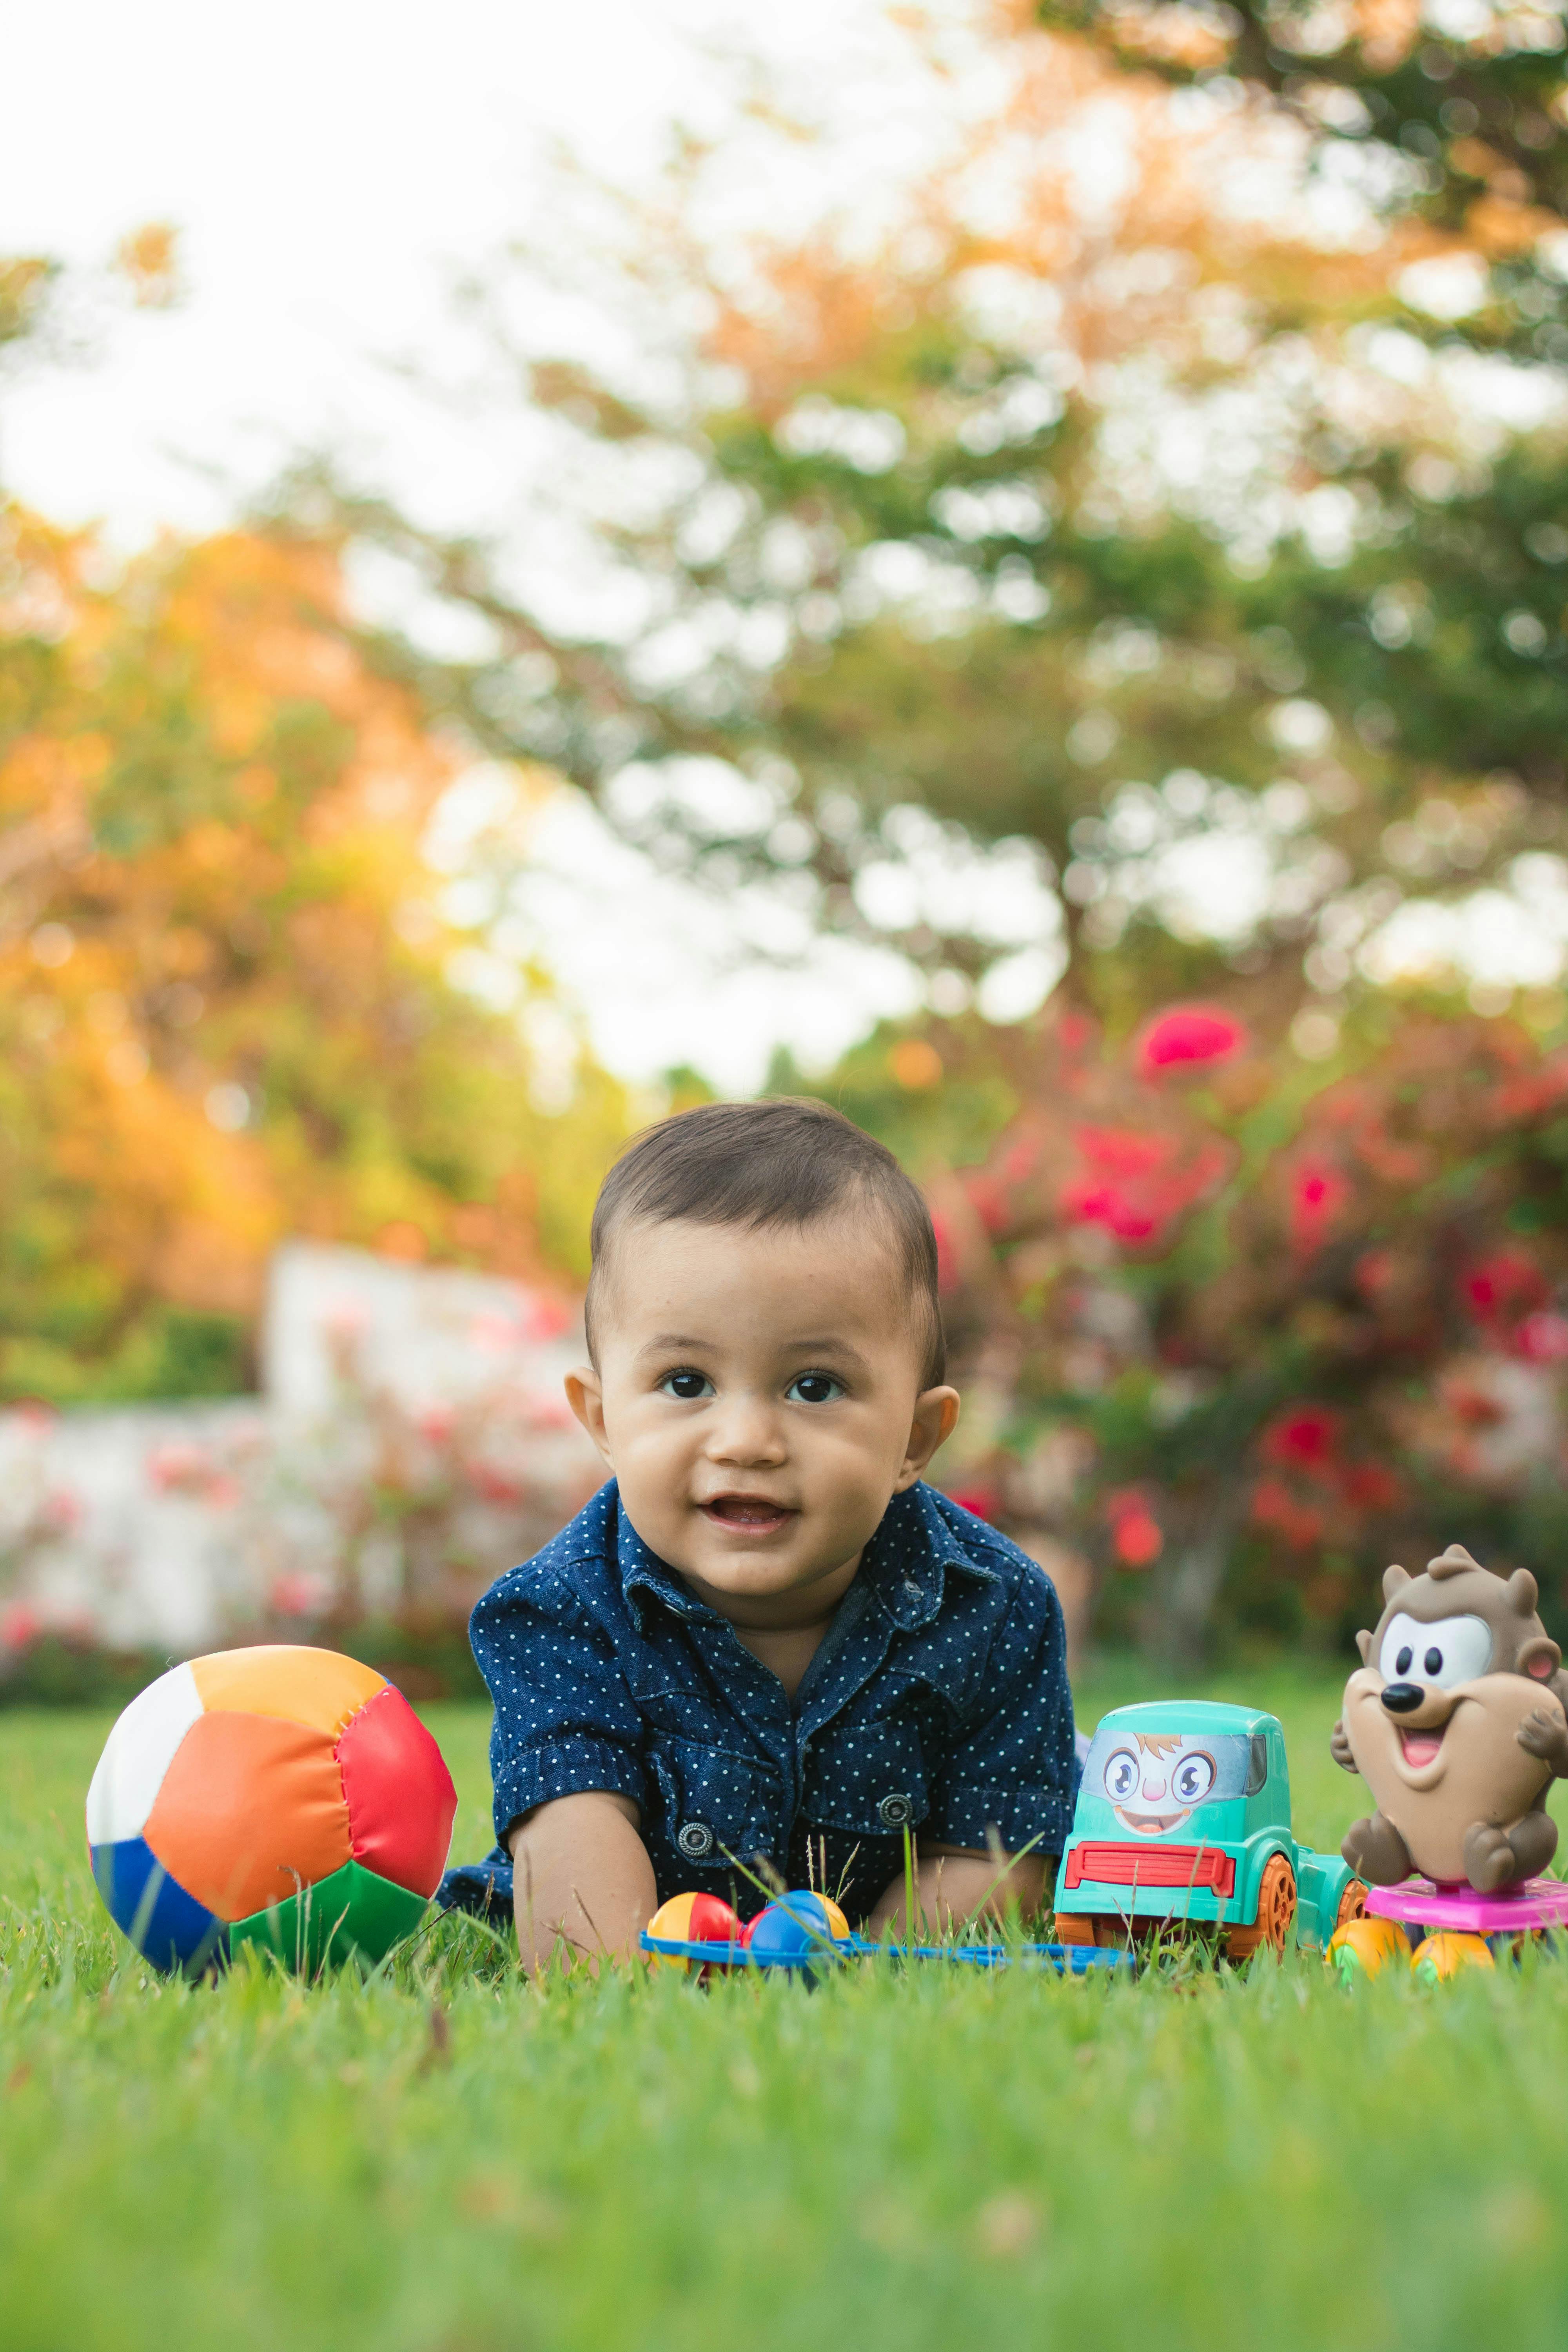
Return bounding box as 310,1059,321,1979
659,1370,714,1401
786,1372,844,1406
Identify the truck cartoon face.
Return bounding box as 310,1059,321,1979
1058,1701,1363,1957
1085,1723,1264,1838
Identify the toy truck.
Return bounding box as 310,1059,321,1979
1053,1700,1366,1962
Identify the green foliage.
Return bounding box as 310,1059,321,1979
7,1688,1568,2352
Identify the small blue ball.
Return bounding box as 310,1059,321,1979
747,1889,848,1966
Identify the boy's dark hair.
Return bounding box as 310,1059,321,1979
586,1098,946,1388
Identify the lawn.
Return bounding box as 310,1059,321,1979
5,1666,1568,2352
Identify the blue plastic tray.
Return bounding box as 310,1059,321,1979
639,1932,1125,1973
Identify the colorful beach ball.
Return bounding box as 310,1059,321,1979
87,1646,457,1976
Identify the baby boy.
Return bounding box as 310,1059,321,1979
440,1096,1078,1969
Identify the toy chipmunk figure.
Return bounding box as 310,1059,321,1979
1332,1544,1568,1892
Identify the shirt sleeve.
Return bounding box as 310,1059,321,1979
470,1567,650,1843
922,1561,1079,1857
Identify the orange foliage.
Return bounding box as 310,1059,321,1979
0,511,623,1399
704,22,1425,421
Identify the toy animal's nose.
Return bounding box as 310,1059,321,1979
1380,1681,1424,1714
1142,1774,1166,1800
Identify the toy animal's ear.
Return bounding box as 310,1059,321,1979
1356,1628,1373,1664
1517,1635,1561,1682
1382,1564,1411,1603
1506,1568,1540,1616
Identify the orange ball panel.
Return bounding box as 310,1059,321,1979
143,1710,352,1922
189,1646,385,1738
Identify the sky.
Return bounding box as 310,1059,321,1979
3,0,969,1092
13,1,1566,1087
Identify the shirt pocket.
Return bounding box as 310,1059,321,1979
645,1737,780,1870
800,1717,930,1840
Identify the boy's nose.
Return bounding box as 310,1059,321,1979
705,1399,788,1465
1142,1774,1166,1800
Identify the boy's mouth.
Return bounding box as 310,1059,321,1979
700,1493,797,1535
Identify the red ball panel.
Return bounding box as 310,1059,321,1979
335,1682,457,1898
143,1711,351,1922
686,1893,742,1944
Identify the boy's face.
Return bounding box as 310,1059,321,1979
566,1212,959,1624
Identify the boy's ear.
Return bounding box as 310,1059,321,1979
895,1386,961,1489
565,1366,613,1466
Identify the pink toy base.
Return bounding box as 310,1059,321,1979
1366,1875,1568,1933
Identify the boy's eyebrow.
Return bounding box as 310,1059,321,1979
635,1331,872,1368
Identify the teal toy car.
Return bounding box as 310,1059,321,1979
1053,1701,1365,1961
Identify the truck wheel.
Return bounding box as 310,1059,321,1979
1335,1879,1368,1930
1225,1853,1296,1963
1051,1912,1104,1947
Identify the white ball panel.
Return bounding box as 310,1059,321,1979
85,1661,203,1845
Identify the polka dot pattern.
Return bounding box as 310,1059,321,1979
438,1480,1079,1927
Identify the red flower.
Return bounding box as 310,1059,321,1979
1249,1476,1325,1552
1261,1408,1341,1474
1106,1488,1163,1567
1060,1126,1227,1250
1138,1005,1248,1076
470,1463,526,1506
1341,1463,1400,1512
1290,1160,1350,1252
930,1212,960,1295
1464,1252,1546,1326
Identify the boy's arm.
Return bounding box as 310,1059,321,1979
509,1790,657,1975
864,1843,1047,1940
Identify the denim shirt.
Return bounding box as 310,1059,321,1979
438,1478,1078,1927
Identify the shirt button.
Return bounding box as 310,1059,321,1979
878,1793,913,1829
903,1580,922,1601
677,1820,715,1860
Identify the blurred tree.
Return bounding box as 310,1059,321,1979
0,510,626,1401
1036,0,1568,341
332,4,1568,1043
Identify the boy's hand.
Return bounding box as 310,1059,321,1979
864,1842,1047,1941
508,1791,658,1976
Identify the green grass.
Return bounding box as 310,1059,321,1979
5,1669,1568,2350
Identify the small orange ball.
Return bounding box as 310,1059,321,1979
1326,1915,1410,1980
1411,1930,1494,1984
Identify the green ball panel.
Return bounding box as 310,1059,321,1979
228,1858,428,1975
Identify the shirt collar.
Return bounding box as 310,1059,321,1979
612,1479,992,1636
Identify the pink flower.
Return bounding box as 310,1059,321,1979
42,1489,83,1532
269,1574,319,1618
147,1442,210,1494
519,1296,575,1343
1138,1005,1248,1076
1517,1310,1568,1364
0,1603,40,1651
